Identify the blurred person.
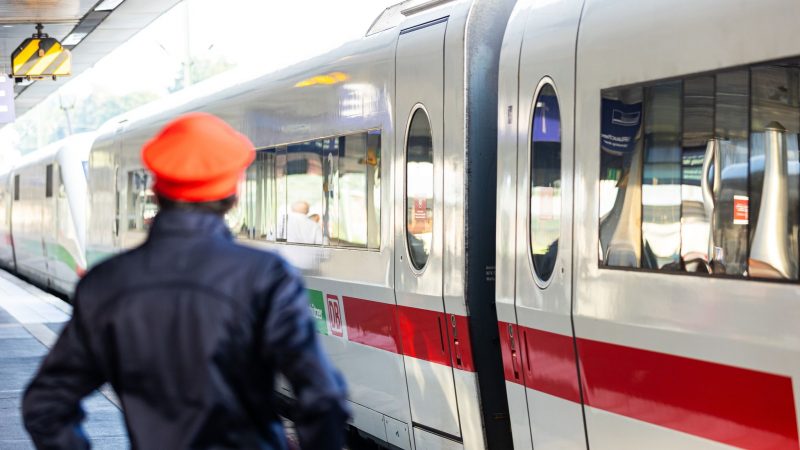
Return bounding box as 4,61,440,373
22,113,349,450
280,200,324,245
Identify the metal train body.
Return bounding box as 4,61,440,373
0,133,93,294
1,0,798,448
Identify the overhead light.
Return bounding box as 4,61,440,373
94,0,125,11
62,32,88,46
2,25,13,28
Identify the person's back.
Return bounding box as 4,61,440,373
22,113,349,450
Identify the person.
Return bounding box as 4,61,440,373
278,201,324,245
22,112,350,450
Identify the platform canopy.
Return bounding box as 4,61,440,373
0,0,181,117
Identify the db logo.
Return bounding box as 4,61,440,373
326,294,344,337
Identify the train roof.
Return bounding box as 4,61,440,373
2,132,96,175
95,0,464,143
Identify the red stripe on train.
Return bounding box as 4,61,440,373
498,322,799,449
340,296,474,371
579,338,799,449
497,322,581,403
342,296,400,353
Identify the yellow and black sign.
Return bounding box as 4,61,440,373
11,37,71,79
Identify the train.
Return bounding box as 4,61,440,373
1,0,800,448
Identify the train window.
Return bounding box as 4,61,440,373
127,170,157,232
406,107,434,270
13,175,19,201
529,82,562,283
280,140,325,245
599,58,800,280
45,164,53,198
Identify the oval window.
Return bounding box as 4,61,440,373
530,83,561,282
406,108,434,270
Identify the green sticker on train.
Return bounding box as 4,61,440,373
307,289,328,335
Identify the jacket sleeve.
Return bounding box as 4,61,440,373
261,261,350,450
22,296,104,450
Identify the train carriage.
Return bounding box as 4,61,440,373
2,0,798,448
498,0,800,448
0,171,14,271
87,1,515,449
0,133,93,295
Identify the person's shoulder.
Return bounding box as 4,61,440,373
76,247,144,304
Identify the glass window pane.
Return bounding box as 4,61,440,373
530,83,561,281
680,76,715,273
126,169,156,232
367,130,381,249
599,87,644,267
338,133,368,248
713,70,749,275
406,108,434,270
323,138,339,245
748,65,800,279
283,141,324,245
276,146,287,242
258,150,277,241
642,82,682,270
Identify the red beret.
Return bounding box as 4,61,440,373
142,112,255,202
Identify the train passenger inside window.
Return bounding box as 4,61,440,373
279,200,324,245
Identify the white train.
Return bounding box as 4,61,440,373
3,0,800,448
0,133,93,294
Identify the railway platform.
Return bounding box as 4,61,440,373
0,270,127,449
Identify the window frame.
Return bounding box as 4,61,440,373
527,77,562,288
404,103,435,273
596,57,800,283
260,128,383,251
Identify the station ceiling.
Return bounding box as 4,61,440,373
0,0,181,117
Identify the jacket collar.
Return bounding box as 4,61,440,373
147,209,232,241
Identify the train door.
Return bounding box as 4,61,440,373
395,16,463,444
498,1,587,449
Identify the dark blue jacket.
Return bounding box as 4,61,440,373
22,209,349,449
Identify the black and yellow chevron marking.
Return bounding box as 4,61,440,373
11,37,71,78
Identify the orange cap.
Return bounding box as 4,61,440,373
141,112,255,202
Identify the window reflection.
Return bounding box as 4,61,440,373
713,71,749,275
749,66,800,279
234,150,277,240
406,108,434,270
323,138,339,244
599,87,644,267
642,82,682,270
599,58,800,281
279,141,325,245
338,133,368,247
530,83,561,282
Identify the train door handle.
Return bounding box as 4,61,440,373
508,324,521,380
450,315,462,367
